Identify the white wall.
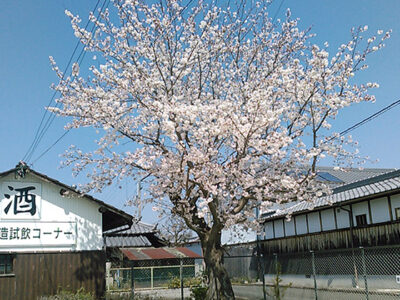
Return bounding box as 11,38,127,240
336,205,350,229
0,173,103,252
352,201,370,225
264,222,274,239
391,194,400,220
307,212,321,233
295,215,308,235
321,208,336,231
370,197,390,223
274,219,284,238
284,218,296,236
262,192,400,242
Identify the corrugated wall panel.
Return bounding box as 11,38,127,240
0,251,105,300
0,276,16,299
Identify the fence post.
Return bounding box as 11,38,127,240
310,250,318,300
151,266,154,289
360,247,369,300
130,264,135,300
261,254,267,300
180,258,184,300
273,252,279,296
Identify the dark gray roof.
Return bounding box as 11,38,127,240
264,169,400,220
261,166,395,217
104,221,156,235
122,222,155,234
316,166,395,186
105,235,152,247
104,221,166,248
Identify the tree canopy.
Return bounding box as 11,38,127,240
49,1,389,298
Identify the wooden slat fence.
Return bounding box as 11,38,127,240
0,251,105,300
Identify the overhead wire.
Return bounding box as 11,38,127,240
31,131,70,165
272,0,285,23
338,99,400,137
29,0,110,164
28,0,191,165
23,0,103,163
26,0,110,165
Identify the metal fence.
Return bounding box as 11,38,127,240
106,245,400,299
225,245,400,300
106,257,204,299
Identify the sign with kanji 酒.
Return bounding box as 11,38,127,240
0,182,42,220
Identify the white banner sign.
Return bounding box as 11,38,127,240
0,222,76,247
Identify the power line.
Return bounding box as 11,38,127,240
29,0,192,165
31,131,70,165
29,0,111,166
272,0,285,23
23,0,104,164
29,0,110,163
34,96,400,166
23,0,102,163
338,99,400,137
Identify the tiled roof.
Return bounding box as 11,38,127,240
105,235,152,247
316,166,395,186
264,169,400,220
104,220,166,247
104,221,156,235
260,167,394,217
121,247,201,261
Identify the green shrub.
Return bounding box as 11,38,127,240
167,276,181,289
167,275,203,289
190,286,207,300
184,276,202,287
40,287,94,300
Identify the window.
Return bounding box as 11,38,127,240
395,207,400,220
0,255,13,275
355,214,368,227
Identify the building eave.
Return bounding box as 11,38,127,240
261,169,400,223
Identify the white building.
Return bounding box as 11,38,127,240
0,163,132,300
260,168,400,253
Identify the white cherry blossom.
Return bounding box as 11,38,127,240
49,1,388,299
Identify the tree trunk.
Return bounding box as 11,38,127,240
202,240,235,300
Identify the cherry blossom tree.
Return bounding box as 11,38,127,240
49,1,389,298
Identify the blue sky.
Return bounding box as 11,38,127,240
1,0,399,223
